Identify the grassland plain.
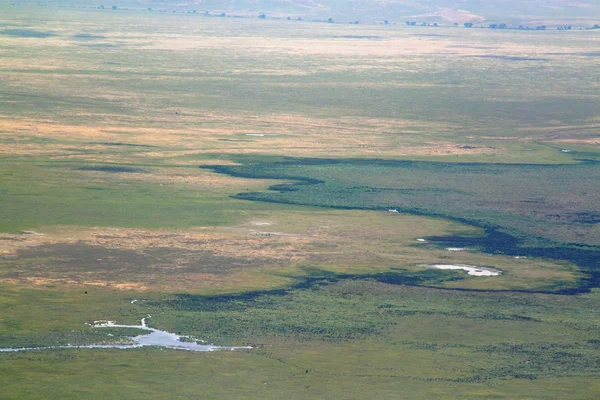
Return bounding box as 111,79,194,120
1,6,599,162
2,283,600,399
1,5,600,399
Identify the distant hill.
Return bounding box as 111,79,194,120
32,1,600,25
127,0,600,24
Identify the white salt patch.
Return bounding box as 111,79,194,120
446,247,466,252
422,264,501,276
245,134,278,137
388,209,399,213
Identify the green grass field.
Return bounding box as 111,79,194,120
2,282,600,399
1,4,599,399
206,156,600,246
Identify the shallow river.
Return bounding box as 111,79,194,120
0,317,251,353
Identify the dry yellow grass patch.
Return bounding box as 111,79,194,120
2,277,148,291
84,226,312,262
0,113,496,160
74,166,281,191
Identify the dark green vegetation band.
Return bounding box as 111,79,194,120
203,157,600,294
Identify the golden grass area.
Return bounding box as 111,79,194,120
0,209,579,293
1,11,598,164
1,115,594,165
0,116,495,161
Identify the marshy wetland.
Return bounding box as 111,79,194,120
1,4,600,399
